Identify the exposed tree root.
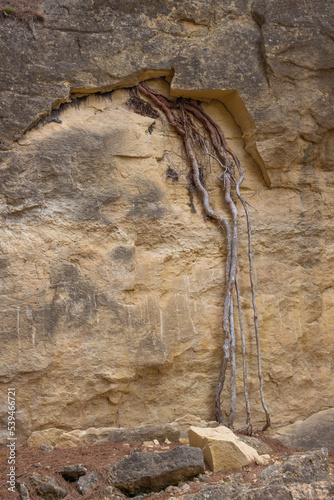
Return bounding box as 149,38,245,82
136,81,270,433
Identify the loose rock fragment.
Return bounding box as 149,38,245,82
40,442,54,452
58,464,87,481
29,473,67,499
188,426,268,472
77,471,100,495
16,482,30,500
109,445,204,495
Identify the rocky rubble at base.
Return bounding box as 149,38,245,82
10,438,333,500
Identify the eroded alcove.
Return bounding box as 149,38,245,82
0,76,332,445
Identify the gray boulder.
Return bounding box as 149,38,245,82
274,409,334,450
260,448,330,485
109,445,204,495
29,473,67,499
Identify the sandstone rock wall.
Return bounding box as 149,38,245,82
0,0,333,443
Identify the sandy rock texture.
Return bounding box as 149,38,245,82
0,0,333,443
188,426,270,472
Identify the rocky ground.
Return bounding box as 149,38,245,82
0,434,333,499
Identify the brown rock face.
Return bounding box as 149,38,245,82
0,1,333,443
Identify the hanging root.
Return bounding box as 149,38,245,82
137,81,270,433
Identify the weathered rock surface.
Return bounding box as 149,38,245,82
273,408,334,450
188,426,269,472
175,415,218,438
16,482,30,500
77,471,100,495
108,445,204,495
107,423,180,443
180,449,334,499
29,473,67,499
0,0,333,442
260,448,330,485
58,464,87,482
180,481,334,500
27,423,180,448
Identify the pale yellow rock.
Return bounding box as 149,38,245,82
56,431,82,448
27,428,63,448
258,454,271,465
27,426,117,448
0,78,333,445
143,441,154,447
188,426,266,472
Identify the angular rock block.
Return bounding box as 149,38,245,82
29,473,67,499
109,445,204,495
188,426,269,472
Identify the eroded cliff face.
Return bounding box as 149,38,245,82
0,0,333,443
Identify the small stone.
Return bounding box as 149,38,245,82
257,454,271,465
58,464,87,482
165,438,171,444
77,471,100,495
16,482,30,500
165,485,180,493
199,475,209,482
153,439,160,445
103,485,127,499
40,442,54,452
33,463,42,468
143,441,154,447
